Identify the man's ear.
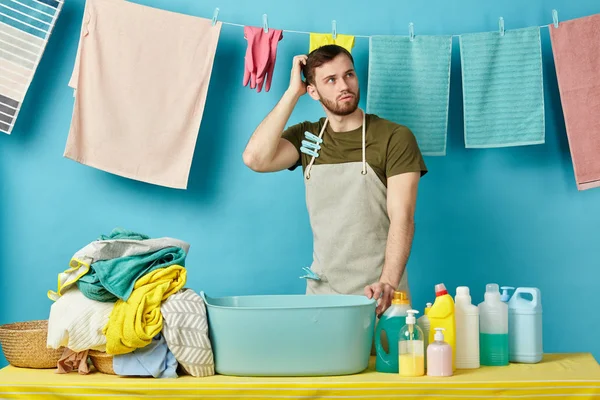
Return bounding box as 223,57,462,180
307,84,320,101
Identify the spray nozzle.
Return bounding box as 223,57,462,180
500,286,515,302
434,327,445,342
406,309,419,325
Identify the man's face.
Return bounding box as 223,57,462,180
309,54,360,116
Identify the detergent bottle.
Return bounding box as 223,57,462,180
417,302,432,369
508,287,543,363
375,291,411,373
454,286,480,369
427,328,453,377
478,283,509,366
428,283,456,370
500,286,515,302
398,310,424,377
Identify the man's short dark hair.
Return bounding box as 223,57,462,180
302,44,355,86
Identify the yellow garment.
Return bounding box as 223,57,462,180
309,33,355,53
103,265,186,355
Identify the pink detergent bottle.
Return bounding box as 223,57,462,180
427,328,453,377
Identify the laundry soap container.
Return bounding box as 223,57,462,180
375,291,411,373
478,284,509,366
200,292,376,376
454,286,479,369
508,287,543,363
428,283,456,370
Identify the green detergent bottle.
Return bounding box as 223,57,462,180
375,291,411,373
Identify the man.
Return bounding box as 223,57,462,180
243,45,427,315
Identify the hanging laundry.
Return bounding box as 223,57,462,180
309,33,354,53
243,26,283,92
47,228,189,301
47,287,113,352
459,27,545,148
103,265,186,355
56,348,90,375
161,289,215,377
366,35,452,156
0,0,63,134
550,14,600,190
113,334,178,378
64,0,221,189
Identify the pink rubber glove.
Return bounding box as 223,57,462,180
243,26,271,92
264,29,283,92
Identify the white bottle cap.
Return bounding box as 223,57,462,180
485,283,501,301
456,286,470,296
406,309,419,325
434,327,445,341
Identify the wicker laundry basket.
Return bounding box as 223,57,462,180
88,350,115,375
0,320,63,369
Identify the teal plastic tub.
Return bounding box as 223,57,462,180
200,292,376,376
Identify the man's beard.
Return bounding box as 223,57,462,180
318,90,360,116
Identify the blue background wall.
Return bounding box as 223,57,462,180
1,0,599,366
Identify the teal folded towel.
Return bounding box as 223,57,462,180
98,228,150,241
77,246,187,302
367,35,453,156
459,27,545,148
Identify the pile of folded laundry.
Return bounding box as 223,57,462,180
46,228,214,378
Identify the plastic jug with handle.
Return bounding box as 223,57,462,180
375,291,411,373
508,287,543,363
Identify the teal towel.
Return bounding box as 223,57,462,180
77,246,187,302
367,35,452,156
459,27,545,148
98,227,150,241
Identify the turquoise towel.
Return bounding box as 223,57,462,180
77,246,187,302
459,27,545,148
367,35,452,156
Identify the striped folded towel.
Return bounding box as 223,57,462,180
459,27,545,148
366,35,453,156
0,0,63,134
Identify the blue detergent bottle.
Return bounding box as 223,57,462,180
375,291,411,373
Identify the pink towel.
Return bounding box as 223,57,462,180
64,0,221,189
550,15,600,191
243,26,283,92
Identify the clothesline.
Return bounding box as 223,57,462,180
217,19,555,39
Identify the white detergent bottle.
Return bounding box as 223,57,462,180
478,283,509,366
427,328,453,377
454,286,480,369
508,287,543,363
417,303,431,369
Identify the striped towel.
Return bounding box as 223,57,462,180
367,35,452,156
0,0,63,134
161,289,215,377
459,27,545,148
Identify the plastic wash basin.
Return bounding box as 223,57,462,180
200,292,376,376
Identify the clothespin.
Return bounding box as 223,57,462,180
409,22,415,41
332,20,337,39
211,8,219,26
262,14,268,33
552,9,559,28
499,17,505,36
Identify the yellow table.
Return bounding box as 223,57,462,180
0,354,599,399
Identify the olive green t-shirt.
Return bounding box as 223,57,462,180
281,113,428,186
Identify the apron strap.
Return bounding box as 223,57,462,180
305,110,367,180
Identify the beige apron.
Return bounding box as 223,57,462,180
302,110,410,297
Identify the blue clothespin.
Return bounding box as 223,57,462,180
499,17,505,36
262,14,269,33
300,267,320,281
552,9,559,28
332,20,337,39
300,131,323,158
211,8,219,26
409,22,415,42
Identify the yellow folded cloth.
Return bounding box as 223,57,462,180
309,33,355,53
103,265,186,355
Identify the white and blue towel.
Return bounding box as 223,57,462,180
0,0,62,134
459,27,545,148
367,35,453,156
